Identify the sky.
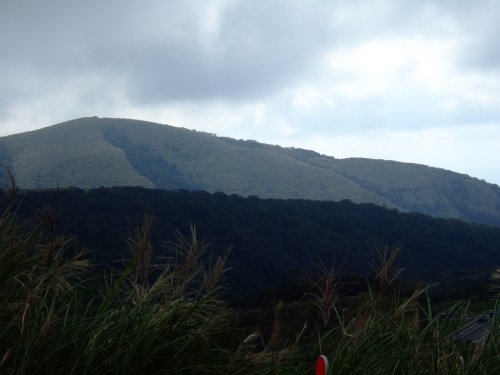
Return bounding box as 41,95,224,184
1,0,500,185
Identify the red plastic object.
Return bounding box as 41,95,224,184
316,355,329,375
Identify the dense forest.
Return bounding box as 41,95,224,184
3,187,500,295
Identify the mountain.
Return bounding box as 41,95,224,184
5,188,500,294
1,116,500,225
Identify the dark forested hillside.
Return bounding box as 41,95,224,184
4,187,500,294
1,117,500,225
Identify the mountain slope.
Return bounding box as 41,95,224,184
1,116,499,225
0,119,152,188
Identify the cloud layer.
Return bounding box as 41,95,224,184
1,0,499,184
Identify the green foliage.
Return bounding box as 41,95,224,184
304,250,500,374
0,208,236,374
317,290,500,374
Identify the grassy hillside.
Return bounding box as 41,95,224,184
1,117,500,225
0,118,152,188
99,118,390,205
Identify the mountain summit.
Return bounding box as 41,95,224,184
1,117,499,225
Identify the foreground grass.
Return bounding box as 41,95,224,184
0,200,498,374
308,249,500,374
0,206,233,373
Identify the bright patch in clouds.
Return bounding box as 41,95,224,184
325,36,460,102
1,0,500,185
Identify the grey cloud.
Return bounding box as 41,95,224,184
453,3,500,72
99,0,339,103
3,0,494,110
0,0,339,107
277,91,500,141
2,0,500,135
391,0,500,72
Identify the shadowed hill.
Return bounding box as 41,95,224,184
4,187,500,294
1,116,499,225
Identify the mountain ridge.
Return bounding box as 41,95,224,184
1,116,499,225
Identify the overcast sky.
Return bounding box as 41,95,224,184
1,0,500,185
